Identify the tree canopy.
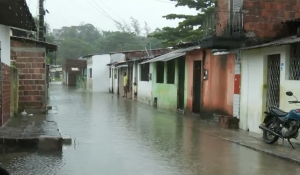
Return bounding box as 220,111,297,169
37,17,163,64
150,0,215,46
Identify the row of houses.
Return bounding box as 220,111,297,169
0,0,57,126
64,0,300,135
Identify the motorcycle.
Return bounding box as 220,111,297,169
0,163,10,175
259,91,300,149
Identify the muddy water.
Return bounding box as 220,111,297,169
1,83,300,175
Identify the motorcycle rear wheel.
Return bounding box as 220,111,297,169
263,120,279,144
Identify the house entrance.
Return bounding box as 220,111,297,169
266,54,280,110
192,61,202,113
177,57,185,110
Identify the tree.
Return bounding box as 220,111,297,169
130,17,141,36
150,0,215,46
144,22,151,36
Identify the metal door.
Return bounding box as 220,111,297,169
177,57,185,110
266,54,280,110
192,61,201,113
0,41,2,126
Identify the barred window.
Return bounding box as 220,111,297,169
140,63,149,81
167,59,175,84
156,62,164,83
289,43,300,80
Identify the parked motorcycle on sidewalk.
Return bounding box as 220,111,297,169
0,163,10,175
259,91,300,149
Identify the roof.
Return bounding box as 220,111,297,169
108,48,170,54
0,0,36,31
11,36,58,52
282,18,300,24
141,45,200,64
238,35,300,50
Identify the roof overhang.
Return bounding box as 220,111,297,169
11,36,58,52
141,46,200,64
0,0,36,31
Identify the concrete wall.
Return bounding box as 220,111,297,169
137,63,153,105
152,59,188,111
0,25,10,65
202,51,235,117
87,57,93,91
239,45,291,133
92,55,110,92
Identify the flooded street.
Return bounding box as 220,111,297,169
1,83,300,175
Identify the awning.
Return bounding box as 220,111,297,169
141,45,200,64
234,35,300,51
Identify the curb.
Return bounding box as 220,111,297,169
203,131,300,165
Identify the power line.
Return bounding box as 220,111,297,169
89,0,117,22
154,0,176,4
95,0,124,21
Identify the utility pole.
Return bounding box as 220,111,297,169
38,0,45,41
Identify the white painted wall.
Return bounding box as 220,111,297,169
92,54,110,92
240,45,289,133
0,25,11,65
87,57,93,91
137,63,153,105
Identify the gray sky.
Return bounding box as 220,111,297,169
26,0,197,32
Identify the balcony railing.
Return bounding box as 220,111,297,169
202,11,244,39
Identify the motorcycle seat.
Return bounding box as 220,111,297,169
270,107,289,117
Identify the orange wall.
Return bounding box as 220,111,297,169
202,52,235,116
186,49,203,113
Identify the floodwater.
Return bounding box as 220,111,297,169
1,83,300,175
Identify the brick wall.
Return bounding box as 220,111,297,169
215,0,298,41
1,63,11,126
11,40,47,114
243,0,297,39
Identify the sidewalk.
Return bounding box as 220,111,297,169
197,122,300,164
0,113,63,153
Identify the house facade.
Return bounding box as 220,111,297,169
85,54,110,92
62,59,86,86
238,36,300,133
0,0,36,125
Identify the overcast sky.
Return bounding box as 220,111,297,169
26,0,197,32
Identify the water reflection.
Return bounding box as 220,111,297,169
1,84,300,175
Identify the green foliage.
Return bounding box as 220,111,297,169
50,18,164,64
150,0,216,46
46,57,50,64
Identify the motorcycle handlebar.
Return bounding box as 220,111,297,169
288,101,300,103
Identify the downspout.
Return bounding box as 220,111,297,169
201,50,207,113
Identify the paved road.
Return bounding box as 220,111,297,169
1,83,300,175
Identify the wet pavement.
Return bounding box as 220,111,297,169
1,82,300,175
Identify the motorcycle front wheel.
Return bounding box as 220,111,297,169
263,120,279,144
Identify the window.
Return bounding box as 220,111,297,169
167,59,175,84
156,62,164,83
89,68,92,78
289,43,300,80
109,68,111,78
140,63,149,81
